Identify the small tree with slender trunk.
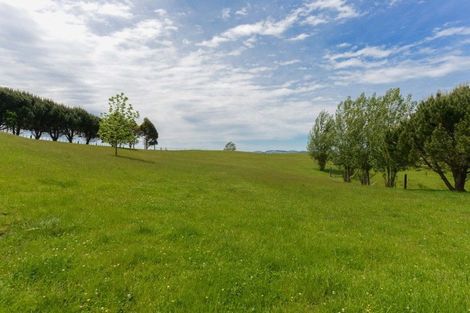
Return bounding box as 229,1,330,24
98,93,139,156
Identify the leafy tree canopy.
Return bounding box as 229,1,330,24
98,93,139,156
224,141,236,151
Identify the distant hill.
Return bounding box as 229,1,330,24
256,150,306,154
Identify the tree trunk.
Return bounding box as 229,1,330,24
360,168,370,185
318,158,326,171
50,130,60,142
385,167,397,188
422,157,455,191
453,168,467,192
114,145,118,156
435,170,455,191
86,137,91,145
343,166,353,183
34,130,42,140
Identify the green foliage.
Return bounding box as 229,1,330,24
64,107,84,143
46,103,67,141
224,141,236,151
349,93,374,185
332,97,360,182
326,89,415,187
307,111,334,171
0,86,100,143
4,110,18,133
409,84,470,191
80,112,100,145
28,99,49,140
139,117,159,150
0,89,33,135
98,93,139,156
0,133,469,312
369,88,415,187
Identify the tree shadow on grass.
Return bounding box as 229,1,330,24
116,155,155,164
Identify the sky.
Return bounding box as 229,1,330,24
0,0,469,151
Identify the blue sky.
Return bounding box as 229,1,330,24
0,0,469,150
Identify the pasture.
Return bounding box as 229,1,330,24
0,133,469,312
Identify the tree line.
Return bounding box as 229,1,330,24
307,84,469,192
0,87,159,153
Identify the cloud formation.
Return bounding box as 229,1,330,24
0,0,469,150
198,0,359,48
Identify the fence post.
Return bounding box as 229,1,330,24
404,174,408,190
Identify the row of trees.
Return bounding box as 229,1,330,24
0,87,159,153
0,87,100,144
307,85,469,192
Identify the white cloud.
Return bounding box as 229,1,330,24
305,0,359,19
429,26,470,40
388,0,402,6
288,33,311,41
338,55,470,84
221,8,231,20
64,1,134,19
278,59,301,66
198,18,296,48
0,0,328,150
324,23,470,86
198,0,359,48
337,42,352,48
302,15,328,26
235,7,249,16
0,0,468,150
326,46,397,60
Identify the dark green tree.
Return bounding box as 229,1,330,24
224,142,236,151
4,110,18,134
64,107,85,143
80,112,100,144
46,102,67,141
408,85,470,192
28,99,49,140
139,118,159,150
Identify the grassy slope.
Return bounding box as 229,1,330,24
0,133,469,313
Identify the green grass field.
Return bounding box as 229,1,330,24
0,132,469,313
